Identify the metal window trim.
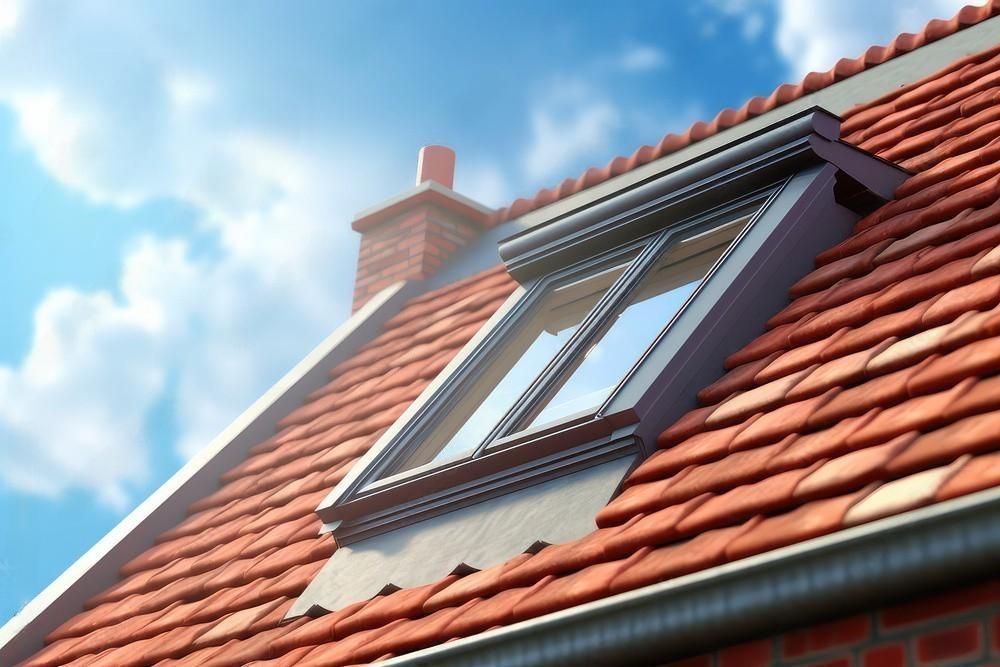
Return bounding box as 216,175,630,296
497,108,840,282
381,486,1000,667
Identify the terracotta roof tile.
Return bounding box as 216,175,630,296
786,340,894,401
844,460,965,526
441,587,535,638
724,489,871,561
675,465,821,535
937,450,1000,499
729,389,839,451
421,553,533,614
696,352,781,406
705,366,816,426
609,522,756,596
806,360,930,427
793,434,913,500
887,408,1000,475
823,297,935,359
766,413,875,473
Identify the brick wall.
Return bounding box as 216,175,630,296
668,581,1000,667
352,203,479,311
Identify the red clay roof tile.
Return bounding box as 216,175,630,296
609,522,756,596
794,434,914,500
766,412,875,473
705,366,816,427
729,389,839,451
787,340,894,401
513,554,642,620
887,408,1000,476
844,460,965,526
724,489,871,562
936,449,1000,500
823,297,935,359
676,465,820,535
696,352,781,406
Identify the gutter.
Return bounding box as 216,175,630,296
384,486,1000,666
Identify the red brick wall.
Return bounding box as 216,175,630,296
668,581,1000,667
352,203,478,311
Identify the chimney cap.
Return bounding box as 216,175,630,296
416,145,455,189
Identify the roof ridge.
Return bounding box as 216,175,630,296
491,0,1000,225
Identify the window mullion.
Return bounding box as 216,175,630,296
471,229,673,454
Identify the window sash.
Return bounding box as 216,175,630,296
374,188,774,485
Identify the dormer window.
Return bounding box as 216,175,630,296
293,108,908,615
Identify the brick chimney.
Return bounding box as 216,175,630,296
351,146,493,311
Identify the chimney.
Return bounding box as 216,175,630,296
351,145,492,311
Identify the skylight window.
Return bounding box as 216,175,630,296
313,108,909,555
517,217,748,433
397,250,637,472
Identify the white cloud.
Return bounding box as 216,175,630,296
0,2,391,508
0,0,18,40
705,0,767,41
523,80,620,182
617,44,669,72
165,71,216,113
0,288,163,510
774,0,973,79
456,162,511,209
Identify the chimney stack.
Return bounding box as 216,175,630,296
350,146,492,311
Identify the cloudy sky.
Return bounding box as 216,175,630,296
0,0,973,623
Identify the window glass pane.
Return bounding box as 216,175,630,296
518,215,751,431
395,252,637,471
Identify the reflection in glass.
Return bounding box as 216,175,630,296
520,217,749,430
395,254,635,471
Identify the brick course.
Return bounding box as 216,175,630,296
666,580,1000,666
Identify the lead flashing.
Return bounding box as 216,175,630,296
498,108,907,282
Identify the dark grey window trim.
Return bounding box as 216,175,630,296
316,107,909,545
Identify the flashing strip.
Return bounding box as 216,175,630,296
0,281,418,667
384,487,1000,666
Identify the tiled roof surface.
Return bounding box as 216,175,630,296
492,0,1000,224
20,29,1000,667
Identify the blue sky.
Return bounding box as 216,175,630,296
0,0,971,624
